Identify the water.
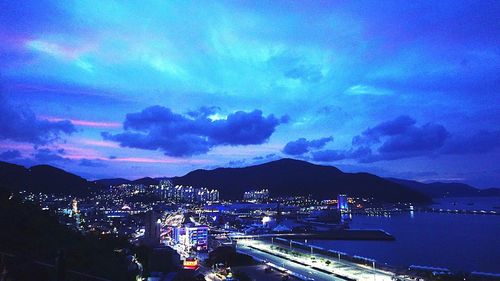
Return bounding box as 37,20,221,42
311,197,500,273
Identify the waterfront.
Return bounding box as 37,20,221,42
311,197,500,273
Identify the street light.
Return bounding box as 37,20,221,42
372,261,376,281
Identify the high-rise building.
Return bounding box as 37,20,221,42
172,226,209,252
69,198,81,228
144,211,162,246
164,185,220,203
243,189,269,202
337,194,349,212
194,188,220,203
157,179,174,200
208,189,219,202
196,188,209,203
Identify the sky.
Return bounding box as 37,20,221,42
0,1,499,187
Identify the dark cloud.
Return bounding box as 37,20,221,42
378,123,449,153
79,159,107,167
103,106,287,157
349,117,500,162
283,116,454,163
350,115,449,162
311,149,345,162
0,93,75,144
443,130,500,154
352,115,416,146
282,137,333,156
0,149,22,160
227,159,247,167
33,148,68,163
252,153,277,161
186,106,220,118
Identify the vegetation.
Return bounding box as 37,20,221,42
207,246,256,267
0,188,135,281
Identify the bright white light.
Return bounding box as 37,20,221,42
262,216,271,224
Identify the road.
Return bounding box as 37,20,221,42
237,242,345,281
238,239,396,281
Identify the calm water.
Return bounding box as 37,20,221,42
311,197,500,273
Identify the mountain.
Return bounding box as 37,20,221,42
172,158,431,203
0,161,27,188
0,161,96,195
93,178,131,186
132,177,159,185
388,178,500,198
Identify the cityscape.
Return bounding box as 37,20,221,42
1,1,499,281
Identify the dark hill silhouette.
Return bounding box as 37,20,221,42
172,158,431,203
6,158,494,202
388,178,500,198
93,178,131,186
0,161,28,188
0,187,131,280
93,177,167,187
132,177,159,186
0,161,95,195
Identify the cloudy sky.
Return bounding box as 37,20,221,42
0,1,499,187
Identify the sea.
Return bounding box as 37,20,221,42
311,197,500,273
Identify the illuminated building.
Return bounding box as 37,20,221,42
69,198,81,228
209,189,219,202
173,225,209,251
157,179,173,200
243,189,269,202
337,194,349,213
196,188,220,203
159,184,219,203
144,211,162,246
183,257,199,270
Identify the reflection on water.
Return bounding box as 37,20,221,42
312,197,500,273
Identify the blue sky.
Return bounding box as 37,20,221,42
0,1,499,187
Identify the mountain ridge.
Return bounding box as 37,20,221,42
387,177,500,198
0,161,96,195
1,159,497,201
172,158,430,203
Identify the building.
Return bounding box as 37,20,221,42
172,225,209,252
195,188,220,203
208,189,219,202
69,198,81,228
157,179,174,200
243,189,269,202
144,211,162,246
337,194,349,213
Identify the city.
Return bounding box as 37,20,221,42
1,1,499,280
7,169,497,281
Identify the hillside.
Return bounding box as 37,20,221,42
93,177,161,187
94,178,131,186
388,178,500,198
172,158,431,203
0,161,96,195
0,187,131,280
